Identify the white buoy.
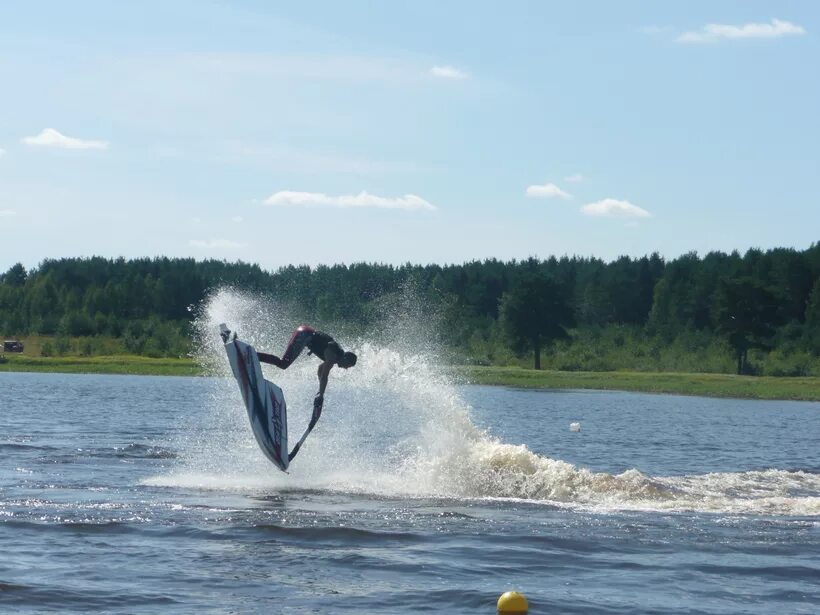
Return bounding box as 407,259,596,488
569,422,581,432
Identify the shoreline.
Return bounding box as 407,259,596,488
460,366,820,402
2,356,819,401
0,355,201,377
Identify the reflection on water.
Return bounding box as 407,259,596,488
1,288,818,614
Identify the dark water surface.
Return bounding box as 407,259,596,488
1,371,818,614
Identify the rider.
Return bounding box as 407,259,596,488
257,325,357,408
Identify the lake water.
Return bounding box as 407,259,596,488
1,367,818,614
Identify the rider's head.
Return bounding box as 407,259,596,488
338,351,357,369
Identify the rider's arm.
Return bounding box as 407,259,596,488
317,361,333,396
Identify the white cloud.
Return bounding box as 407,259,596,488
22,128,109,150
677,18,806,43
0,147,6,157
263,190,437,211
526,183,572,200
188,239,245,249
0,209,16,218
231,216,244,223
581,198,651,218
430,65,468,80
564,173,584,183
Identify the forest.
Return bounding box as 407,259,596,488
1,244,819,376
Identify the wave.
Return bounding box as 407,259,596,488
144,288,820,517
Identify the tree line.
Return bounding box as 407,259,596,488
1,246,818,375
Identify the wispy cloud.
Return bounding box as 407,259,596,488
0,209,16,218
581,198,651,218
226,142,421,175
677,18,806,44
641,25,674,36
564,173,584,183
231,216,244,223
0,147,6,157
22,128,109,150
430,65,468,80
188,239,245,249
526,183,572,200
185,52,420,84
264,190,437,211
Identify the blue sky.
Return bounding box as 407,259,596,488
0,1,818,271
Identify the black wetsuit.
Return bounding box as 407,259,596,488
258,325,342,369
306,330,339,361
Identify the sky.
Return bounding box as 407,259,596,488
0,0,818,272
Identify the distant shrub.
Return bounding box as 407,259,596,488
59,311,95,337
142,337,164,358
79,338,94,357
55,337,71,356
762,349,815,377
40,340,54,357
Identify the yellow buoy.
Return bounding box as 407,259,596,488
497,590,528,614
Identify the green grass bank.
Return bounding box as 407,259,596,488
461,366,820,401
2,354,819,400
0,354,200,377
